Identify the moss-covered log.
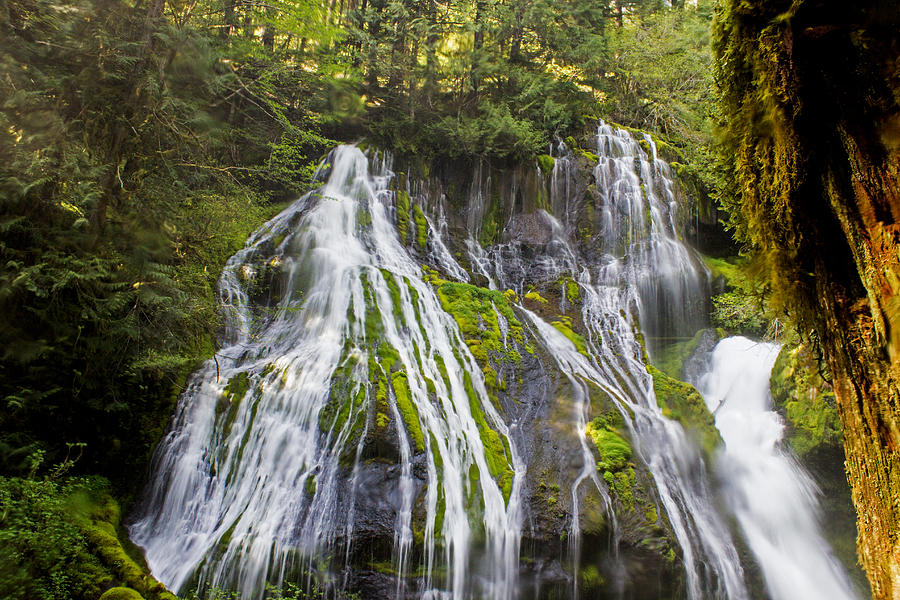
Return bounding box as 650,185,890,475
714,1,900,595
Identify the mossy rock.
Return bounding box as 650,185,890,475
651,329,706,380
769,340,842,458
67,484,177,600
550,316,588,356
649,366,721,457
100,588,145,600
537,154,555,174
586,422,632,472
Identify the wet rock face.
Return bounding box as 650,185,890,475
132,132,721,600
715,1,900,596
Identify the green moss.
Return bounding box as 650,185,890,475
68,485,177,600
524,290,549,304
770,341,842,457
462,372,514,503
550,316,589,356
218,371,251,437
391,371,425,452
561,277,580,304
412,203,428,249
586,418,632,472
613,468,636,511
396,189,411,243
564,136,599,163
381,269,407,326
580,564,604,592
356,204,372,228
478,193,502,246
703,255,747,287
100,588,145,600
304,473,317,497
435,280,530,369
537,154,556,174
319,352,367,449
649,366,722,456
651,329,706,379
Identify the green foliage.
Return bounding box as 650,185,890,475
704,255,769,336
0,468,172,600
769,339,842,458
0,475,94,600
600,5,718,189
0,0,332,480
649,366,721,456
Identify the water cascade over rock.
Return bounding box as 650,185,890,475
697,337,860,600
129,124,792,599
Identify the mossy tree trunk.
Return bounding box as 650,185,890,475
714,1,900,597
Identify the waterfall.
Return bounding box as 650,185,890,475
129,146,523,600
130,123,763,600
697,337,859,600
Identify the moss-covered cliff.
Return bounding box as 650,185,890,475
714,1,900,596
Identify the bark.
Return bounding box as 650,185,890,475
716,2,900,596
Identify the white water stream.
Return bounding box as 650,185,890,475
698,337,859,600
129,146,523,600
128,123,855,600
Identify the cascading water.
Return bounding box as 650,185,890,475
130,146,523,600
481,124,748,599
131,122,774,600
697,337,859,600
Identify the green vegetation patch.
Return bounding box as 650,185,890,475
651,329,706,380
560,276,581,304
396,189,411,243
702,255,769,337
435,280,531,375
462,373,514,503
649,366,721,456
412,204,429,249
218,371,252,438
586,418,632,472
0,474,175,600
537,154,556,174
391,371,425,452
550,316,589,356
524,290,549,304
319,352,367,445
769,341,842,458
100,588,145,600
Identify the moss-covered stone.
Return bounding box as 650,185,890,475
396,189,411,243
524,290,548,304
586,418,632,473
218,371,251,438
435,280,531,380
99,587,145,600
769,341,842,458
67,485,177,600
412,203,428,249
462,372,514,504
651,329,706,380
537,154,555,174
550,316,588,356
564,136,599,163
391,371,425,452
649,366,721,456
